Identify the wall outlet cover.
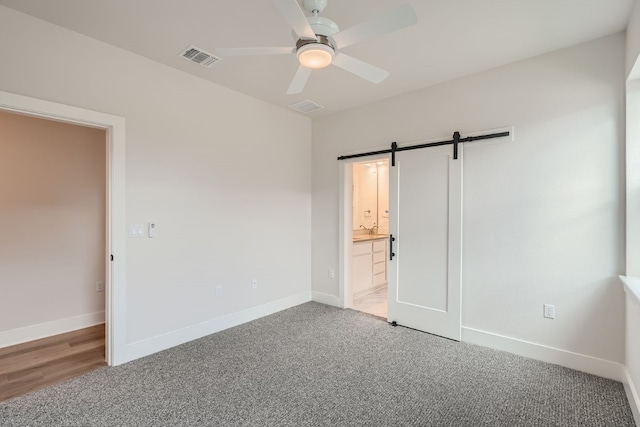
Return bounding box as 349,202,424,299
543,304,556,319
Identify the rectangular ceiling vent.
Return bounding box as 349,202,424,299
289,99,324,113
179,45,221,68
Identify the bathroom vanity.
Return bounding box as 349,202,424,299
352,235,388,298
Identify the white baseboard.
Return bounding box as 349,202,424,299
461,326,623,381
312,291,342,307
0,311,105,348
623,366,640,426
121,291,312,365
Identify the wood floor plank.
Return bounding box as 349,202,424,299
42,358,106,384
6,366,44,384
0,343,71,375
1,361,105,402
0,324,104,358
68,329,105,347
0,338,105,376
0,325,105,402
37,348,105,381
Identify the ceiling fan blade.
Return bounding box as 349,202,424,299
287,65,313,94
332,3,417,49
215,47,294,57
271,0,317,40
332,53,389,84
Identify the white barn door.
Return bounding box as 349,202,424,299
387,145,462,340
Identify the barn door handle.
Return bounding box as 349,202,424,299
390,235,396,260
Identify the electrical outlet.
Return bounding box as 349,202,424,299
328,269,335,279
543,304,555,319
252,279,258,289
215,285,223,297
96,281,105,292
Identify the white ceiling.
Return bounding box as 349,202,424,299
0,0,634,116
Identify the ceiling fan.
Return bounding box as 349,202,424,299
215,0,417,94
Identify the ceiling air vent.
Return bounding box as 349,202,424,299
289,99,324,113
179,45,221,68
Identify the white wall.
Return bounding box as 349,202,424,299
0,6,311,353
0,112,105,334
627,80,640,277
624,1,640,417
312,34,625,366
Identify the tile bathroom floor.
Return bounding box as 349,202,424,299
352,286,387,319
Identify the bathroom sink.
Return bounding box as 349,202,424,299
353,234,389,242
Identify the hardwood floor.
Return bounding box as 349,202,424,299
0,324,106,402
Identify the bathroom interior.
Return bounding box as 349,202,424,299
351,159,389,318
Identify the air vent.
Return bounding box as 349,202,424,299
289,99,324,113
179,45,221,68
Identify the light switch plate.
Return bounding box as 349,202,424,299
129,224,144,237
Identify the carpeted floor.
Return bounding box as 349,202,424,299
0,302,635,426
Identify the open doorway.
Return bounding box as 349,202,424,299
0,90,127,367
0,111,107,337
349,159,390,318
0,111,108,399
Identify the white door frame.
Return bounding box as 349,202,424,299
0,91,126,366
338,153,390,309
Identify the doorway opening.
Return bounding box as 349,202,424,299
348,158,390,319
0,90,127,367
0,111,107,333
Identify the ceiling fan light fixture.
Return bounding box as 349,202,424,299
297,43,334,69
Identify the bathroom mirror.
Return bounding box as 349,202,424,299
352,160,389,234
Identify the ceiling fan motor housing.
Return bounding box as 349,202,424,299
303,0,328,14
296,34,334,51
307,16,339,38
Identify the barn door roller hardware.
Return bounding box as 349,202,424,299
337,130,510,165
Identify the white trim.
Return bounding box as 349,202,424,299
0,312,105,348
312,291,342,307
620,275,640,306
338,156,389,312
120,292,312,364
461,326,623,381
623,366,640,426
338,161,352,309
0,91,126,366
